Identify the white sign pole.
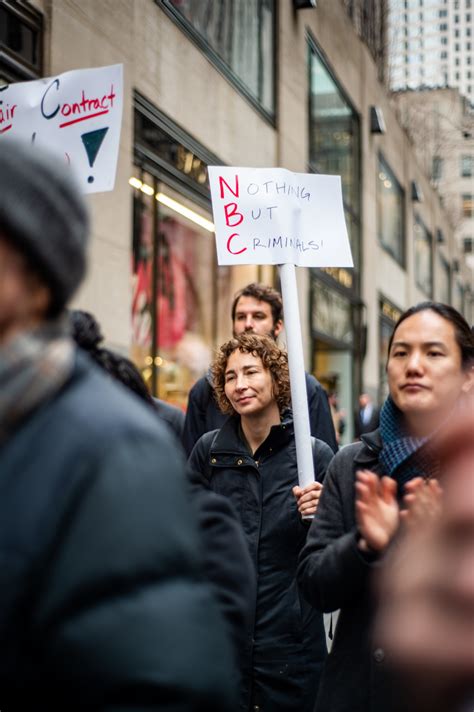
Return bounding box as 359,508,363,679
279,263,315,491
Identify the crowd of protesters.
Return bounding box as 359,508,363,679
0,140,473,712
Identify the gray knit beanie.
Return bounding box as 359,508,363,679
0,140,89,314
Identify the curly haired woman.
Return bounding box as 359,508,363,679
188,332,334,712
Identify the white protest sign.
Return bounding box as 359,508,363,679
208,166,353,267
0,64,123,193
209,165,353,496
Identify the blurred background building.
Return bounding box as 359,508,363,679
1,0,472,444
388,0,474,103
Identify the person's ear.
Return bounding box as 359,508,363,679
27,279,51,321
461,366,474,394
273,319,283,338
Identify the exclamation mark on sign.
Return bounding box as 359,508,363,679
81,127,109,183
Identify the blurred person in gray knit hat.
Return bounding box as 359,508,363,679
0,141,237,711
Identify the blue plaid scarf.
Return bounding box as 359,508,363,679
379,396,439,492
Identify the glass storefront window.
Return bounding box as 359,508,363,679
414,216,433,297
312,281,352,345
160,0,275,116
377,154,405,266
131,174,230,408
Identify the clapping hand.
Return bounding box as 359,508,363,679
355,469,399,553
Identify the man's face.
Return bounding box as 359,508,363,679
232,296,283,339
0,237,49,344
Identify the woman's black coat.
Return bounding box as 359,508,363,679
297,430,405,712
189,412,334,712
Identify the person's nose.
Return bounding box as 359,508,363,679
244,314,254,331
406,350,424,375
235,372,248,391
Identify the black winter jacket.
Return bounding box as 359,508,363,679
0,351,237,711
297,430,403,712
189,413,334,712
182,372,337,455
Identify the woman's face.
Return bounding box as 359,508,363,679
387,310,473,431
224,349,276,418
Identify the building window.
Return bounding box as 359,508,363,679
377,154,405,266
453,280,464,315
159,0,275,119
379,297,402,402
461,155,474,178
132,95,234,405
414,216,433,297
0,1,43,81
437,255,451,304
309,39,361,275
462,193,474,217
432,155,443,181
464,237,473,253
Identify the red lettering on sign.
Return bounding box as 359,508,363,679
226,233,247,255
224,202,243,228
219,175,239,200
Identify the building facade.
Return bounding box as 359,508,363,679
1,0,471,443
392,87,474,269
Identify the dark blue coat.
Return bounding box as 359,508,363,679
189,413,334,712
182,372,338,456
0,351,236,711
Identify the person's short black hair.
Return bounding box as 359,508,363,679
387,301,474,370
231,283,283,326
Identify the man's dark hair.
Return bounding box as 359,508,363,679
387,301,474,370
231,283,283,325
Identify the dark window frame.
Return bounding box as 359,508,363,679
377,152,406,268
307,33,362,295
414,213,433,298
157,0,277,126
0,0,43,81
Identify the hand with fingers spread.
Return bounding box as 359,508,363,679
355,469,399,553
292,481,323,518
401,477,443,529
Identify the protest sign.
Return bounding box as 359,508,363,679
209,165,353,495
208,166,353,268
0,64,123,193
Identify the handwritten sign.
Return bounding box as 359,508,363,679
208,166,353,267
0,64,123,193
